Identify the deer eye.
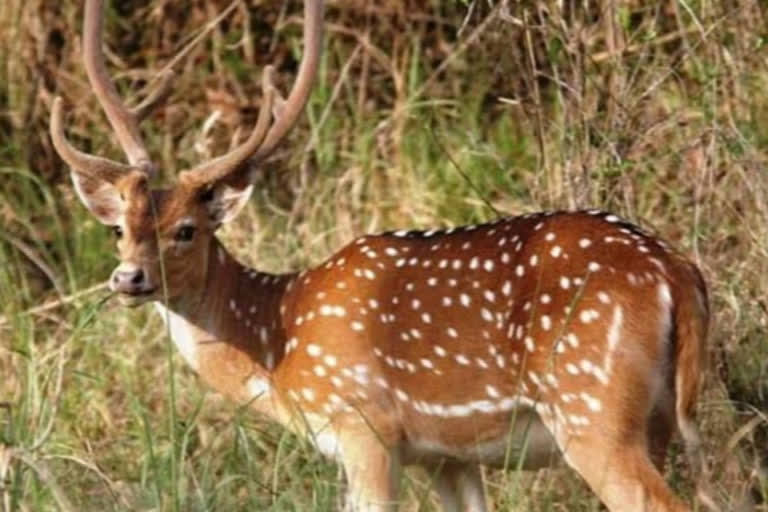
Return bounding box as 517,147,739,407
112,225,123,239
175,225,196,242
199,187,215,202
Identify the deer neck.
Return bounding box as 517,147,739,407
153,237,295,408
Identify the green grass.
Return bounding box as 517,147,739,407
2,0,768,510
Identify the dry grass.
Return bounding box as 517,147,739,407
1,0,767,510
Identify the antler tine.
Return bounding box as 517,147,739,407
181,0,323,187
83,0,163,175
250,0,324,165
50,96,137,182
180,67,276,187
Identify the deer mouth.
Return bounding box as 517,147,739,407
117,288,158,307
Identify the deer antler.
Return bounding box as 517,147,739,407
181,0,324,186
51,0,322,186
50,97,137,182
50,0,173,180
80,0,169,174
251,0,323,164
179,66,276,187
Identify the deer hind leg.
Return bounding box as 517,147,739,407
647,390,676,472
677,404,719,512
546,363,688,510
339,430,401,512
428,461,488,512
559,435,689,512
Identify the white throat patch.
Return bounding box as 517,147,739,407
154,303,200,370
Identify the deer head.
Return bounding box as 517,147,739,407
50,0,323,307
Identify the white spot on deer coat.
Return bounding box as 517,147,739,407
247,375,271,397
604,305,623,373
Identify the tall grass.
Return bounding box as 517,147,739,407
1,0,766,510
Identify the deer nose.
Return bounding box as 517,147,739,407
110,264,147,293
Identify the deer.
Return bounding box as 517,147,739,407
49,0,711,510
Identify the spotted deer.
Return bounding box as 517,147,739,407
50,0,710,510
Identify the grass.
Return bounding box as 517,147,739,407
1,0,767,510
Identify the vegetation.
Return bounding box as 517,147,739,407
1,0,766,510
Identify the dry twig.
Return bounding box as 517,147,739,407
0,282,109,330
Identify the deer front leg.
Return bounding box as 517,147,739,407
339,430,402,512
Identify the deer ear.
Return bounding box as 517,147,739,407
202,182,253,227
70,171,126,225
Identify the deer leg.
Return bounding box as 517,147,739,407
560,437,689,512
647,393,676,472
453,463,488,512
429,461,488,512
340,432,401,512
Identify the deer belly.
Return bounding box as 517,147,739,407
400,409,561,469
